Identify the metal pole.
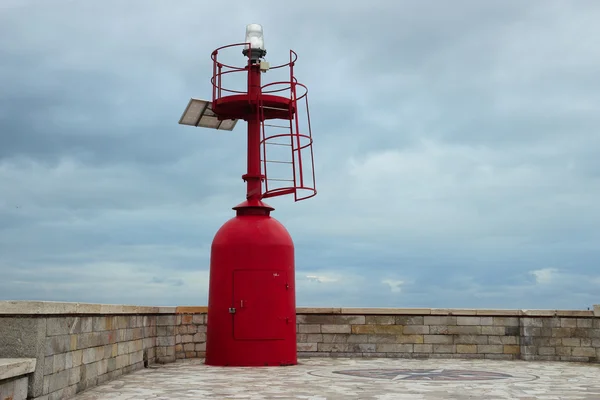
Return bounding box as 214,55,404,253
246,61,262,201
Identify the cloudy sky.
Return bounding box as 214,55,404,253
1,0,599,309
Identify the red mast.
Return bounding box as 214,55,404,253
178,24,316,366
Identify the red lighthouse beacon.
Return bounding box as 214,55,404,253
178,24,316,366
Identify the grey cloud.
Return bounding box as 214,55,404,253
1,1,599,308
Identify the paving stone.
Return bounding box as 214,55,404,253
71,358,600,400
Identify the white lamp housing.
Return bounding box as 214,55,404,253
245,24,265,50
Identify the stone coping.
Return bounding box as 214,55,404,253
0,358,36,381
0,301,596,317
0,301,177,315
295,307,596,317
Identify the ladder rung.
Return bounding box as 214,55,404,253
267,178,294,182
263,124,290,129
261,160,292,164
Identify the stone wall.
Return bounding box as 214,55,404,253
1,302,598,399
173,307,207,359
294,308,599,362
0,302,177,400
169,306,599,363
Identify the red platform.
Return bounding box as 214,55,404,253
213,94,295,121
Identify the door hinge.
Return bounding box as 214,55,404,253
228,307,236,314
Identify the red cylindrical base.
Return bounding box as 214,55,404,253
205,205,297,366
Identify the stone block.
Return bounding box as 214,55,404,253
457,344,477,354
366,334,397,344
457,317,481,326
116,354,128,369
433,345,455,353
44,355,54,376
503,345,520,354
297,342,318,352
538,347,556,356
45,335,70,357
424,335,453,344
560,318,578,328
358,344,376,352
130,351,144,365
522,318,543,328
477,345,503,354
192,314,205,324
107,358,116,373
448,326,481,335
429,325,450,335
47,369,69,393
70,334,79,351
593,339,600,348
52,353,66,373
365,316,395,325
321,334,351,344
413,344,433,353
193,333,206,342
542,318,561,328
183,343,195,352
317,343,353,352
540,328,553,337
481,326,505,335
296,314,332,324
375,344,413,353
196,325,207,333
552,327,574,338
157,336,175,346
556,347,572,356
521,327,541,336
351,325,403,334
297,334,323,343
157,315,176,326
398,335,424,344
82,348,95,364
92,317,108,331
488,336,518,345
395,316,424,325
454,335,488,345
402,325,429,334
181,315,193,324
47,317,79,336
96,359,108,375
195,343,206,352
505,326,520,336
79,317,92,333
577,318,593,328
298,324,321,333
572,347,596,357
334,315,365,324
562,338,581,347
321,324,351,334
424,316,456,326
142,338,155,350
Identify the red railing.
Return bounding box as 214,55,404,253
210,45,316,202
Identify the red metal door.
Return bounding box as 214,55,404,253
233,270,288,340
